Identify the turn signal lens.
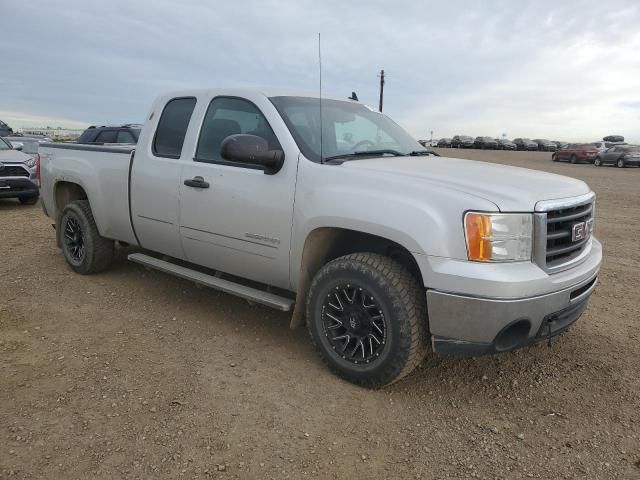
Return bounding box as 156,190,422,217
464,212,533,262
465,213,492,261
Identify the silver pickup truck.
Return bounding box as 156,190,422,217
39,89,602,388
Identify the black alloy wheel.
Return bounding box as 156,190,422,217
321,283,387,365
63,216,86,264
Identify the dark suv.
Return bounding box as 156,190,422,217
77,124,142,145
451,135,474,148
533,139,557,151
473,136,498,149
513,138,538,151
496,138,517,150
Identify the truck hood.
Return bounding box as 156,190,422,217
342,156,590,211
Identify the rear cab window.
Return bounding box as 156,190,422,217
153,97,197,158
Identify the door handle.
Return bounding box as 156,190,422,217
184,176,210,188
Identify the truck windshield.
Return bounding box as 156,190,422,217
0,138,11,150
270,96,425,162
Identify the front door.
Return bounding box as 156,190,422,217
178,96,297,290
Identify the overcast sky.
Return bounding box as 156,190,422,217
2,0,639,142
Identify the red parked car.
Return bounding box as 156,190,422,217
552,144,599,164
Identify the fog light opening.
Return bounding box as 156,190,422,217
494,320,531,352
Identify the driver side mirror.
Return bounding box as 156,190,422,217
12,143,23,151
220,134,284,175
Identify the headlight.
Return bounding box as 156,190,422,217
25,157,37,168
464,212,533,262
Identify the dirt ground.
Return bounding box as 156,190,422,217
1,150,639,479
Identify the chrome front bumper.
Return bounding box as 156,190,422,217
428,272,599,357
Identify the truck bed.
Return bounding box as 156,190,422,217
39,143,139,245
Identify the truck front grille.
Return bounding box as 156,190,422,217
545,201,593,267
0,165,29,177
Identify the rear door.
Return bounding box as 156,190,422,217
178,95,298,289
130,97,197,259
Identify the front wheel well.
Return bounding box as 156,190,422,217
290,227,424,329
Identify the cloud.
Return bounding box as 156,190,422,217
1,0,639,142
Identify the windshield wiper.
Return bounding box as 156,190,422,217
409,150,440,157
324,149,406,162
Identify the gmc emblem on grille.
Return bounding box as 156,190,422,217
572,219,593,242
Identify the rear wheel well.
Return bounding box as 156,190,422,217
290,227,424,328
55,181,88,215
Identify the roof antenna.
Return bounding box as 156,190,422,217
318,32,324,164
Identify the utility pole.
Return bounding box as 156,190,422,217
378,69,385,112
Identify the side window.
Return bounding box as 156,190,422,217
78,129,96,143
153,97,197,158
195,97,281,164
116,130,137,144
94,130,117,143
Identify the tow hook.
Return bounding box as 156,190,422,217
546,317,556,347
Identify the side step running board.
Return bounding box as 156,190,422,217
128,253,295,311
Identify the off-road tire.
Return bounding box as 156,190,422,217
19,195,39,205
58,200,114,274
306,253,429,388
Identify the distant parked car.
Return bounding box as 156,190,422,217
533,139,557,152
451,135,474,148
77,124,142,145
0,119,14,137
496,138,517,150
0,137,40,204
437,138,452,148
513,138,538,151
473,136,498,149
552,144,599,164
553,141,569,150
594,145,640,168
